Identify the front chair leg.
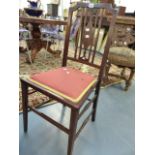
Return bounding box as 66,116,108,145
67,108,78,155
125,69,135,91
21,80,28,133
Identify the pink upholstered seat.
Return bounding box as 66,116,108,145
29,67,96,103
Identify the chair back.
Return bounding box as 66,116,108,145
63,2,117,84
111,20,135,49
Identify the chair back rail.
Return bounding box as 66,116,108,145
111,24,135,48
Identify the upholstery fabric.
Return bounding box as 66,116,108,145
108,47,135,67
29,67,96,103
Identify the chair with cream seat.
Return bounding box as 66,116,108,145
20,2,116,155
107,23,135,90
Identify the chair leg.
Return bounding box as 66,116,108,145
92,86,100,122
125,69,135,91
21,81,28,133
67,108,78,155
92,96,98,122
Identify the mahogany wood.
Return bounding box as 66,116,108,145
21,3,116,155
21,80,28,132
19,16,67,25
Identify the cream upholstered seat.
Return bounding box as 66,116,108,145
108,47,135,68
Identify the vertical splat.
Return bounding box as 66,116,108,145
67,4,116,69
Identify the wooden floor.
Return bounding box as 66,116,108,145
19,81,135,155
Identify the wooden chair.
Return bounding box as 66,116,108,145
20,2,116,155
107,21,135,90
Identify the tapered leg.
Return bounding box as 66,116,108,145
92,86,100,122
67,108,78,155
125,69,135,91
92,95,99,122
21,81,28,133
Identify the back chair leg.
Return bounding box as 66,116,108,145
125,69,135,91
21,81,28,133
92,89,100,122
92,97,98,122
67,108,78,155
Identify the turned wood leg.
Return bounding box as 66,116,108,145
31,49,38,62
27,39,43,63
125,69,135,91
21,81,28,133
67,108,78,155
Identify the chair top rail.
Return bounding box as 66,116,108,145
70,2,115,14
